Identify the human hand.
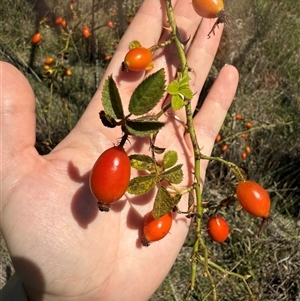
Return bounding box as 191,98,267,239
0,0,238,300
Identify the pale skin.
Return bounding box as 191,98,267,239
0,0,239,300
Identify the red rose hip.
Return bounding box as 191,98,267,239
207,216,229,243
141,211,173,246
90,146,131,211
236,180,271,218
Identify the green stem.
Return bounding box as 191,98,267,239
164,0,204,294
164,0,187,71
200,153,246,182
60,32,71,54
196,253,255,300
148,37,175,52
199,238,217,300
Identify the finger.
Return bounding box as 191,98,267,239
188,19,224,109
1,62,38,175
190,64,239,170
172,18,224,122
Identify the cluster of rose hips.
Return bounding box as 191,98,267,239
89,39,272,248
43,56,72,80
207,180,271,243
89,143,173,247
30,0,120,70
90,144,272,247
88,2,268,300
215,113,254,161
89,40,173,247
30,16,68,46
236,114,254,160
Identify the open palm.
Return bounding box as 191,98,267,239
1,1,238,300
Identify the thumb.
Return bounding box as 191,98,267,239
1,62,38,179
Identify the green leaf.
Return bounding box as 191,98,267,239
129,40,141,49
180,88,193,100
152,187,175,219
163,150,178,169
129,154,159,172
179,74,193,100
128,69,165,116
173,194,182,206
179,73,190,86
166,80,179,95
125,120,165,137
102,75,124,119
160,164,183,184
171,94,184,111
127,175,158,195
167,74,193,108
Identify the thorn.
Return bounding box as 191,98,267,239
162,25,173,32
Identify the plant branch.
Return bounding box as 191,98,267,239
196,253,255,300
164,0,205,296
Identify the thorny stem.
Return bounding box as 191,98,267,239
162,2,264,300
164,2,258,300
148,37,175,52
200,238,217,300
200,153,246,182
164,1,188,71
196,253,255,300
164,0,204,296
